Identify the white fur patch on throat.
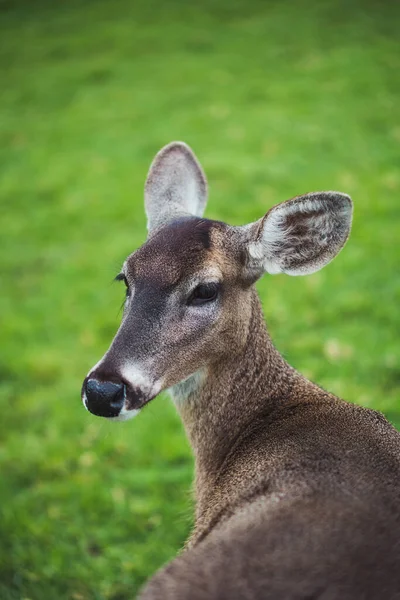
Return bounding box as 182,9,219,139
168,369,206,407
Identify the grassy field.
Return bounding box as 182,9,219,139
1,0,399,598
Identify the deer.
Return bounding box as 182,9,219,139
81,142,400,600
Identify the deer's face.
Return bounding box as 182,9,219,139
82,142,352,420
82,217,252,419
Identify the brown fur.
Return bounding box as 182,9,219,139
139,290,400,599
82,143,400,599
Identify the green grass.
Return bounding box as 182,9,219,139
1,0,399,598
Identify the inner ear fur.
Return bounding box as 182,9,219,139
145,142,208,235
246,191,353,277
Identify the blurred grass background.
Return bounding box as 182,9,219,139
1,0,399,598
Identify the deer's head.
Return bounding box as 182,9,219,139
81,142,352,420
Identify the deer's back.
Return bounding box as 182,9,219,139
140,400,400,600
142,488,400,599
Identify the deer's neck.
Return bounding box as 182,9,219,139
171,289,300,533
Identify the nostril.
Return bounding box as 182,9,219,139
84,378,125,418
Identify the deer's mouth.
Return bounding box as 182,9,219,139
120,386,157,415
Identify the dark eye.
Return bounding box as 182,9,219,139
115,273,130,296
188,283,219,306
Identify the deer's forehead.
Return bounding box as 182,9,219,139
126,218,234,285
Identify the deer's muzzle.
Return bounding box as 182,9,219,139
81,363,158,420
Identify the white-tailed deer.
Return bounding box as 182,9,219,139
82,143,400,599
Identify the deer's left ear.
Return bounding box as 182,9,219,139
145,142,208,234
239,192,353,278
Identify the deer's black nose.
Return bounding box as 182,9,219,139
83,378,125,418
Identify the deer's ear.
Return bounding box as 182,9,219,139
144,142,208,234
240,192,353,278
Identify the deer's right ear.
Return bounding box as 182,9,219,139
144,142,208,234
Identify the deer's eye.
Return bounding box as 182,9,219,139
188,283,220,306
115,273,130,296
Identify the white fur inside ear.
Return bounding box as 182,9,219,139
145,142,208,234
248,209,287,274
248,191,352,276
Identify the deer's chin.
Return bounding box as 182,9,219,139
107,405,141,422
107,391,159,422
